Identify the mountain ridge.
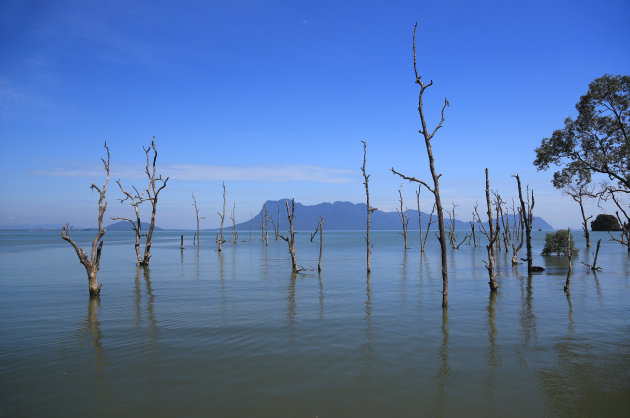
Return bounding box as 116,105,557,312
231,199,554,231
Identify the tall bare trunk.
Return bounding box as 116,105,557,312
392,23,450,307
397,185,409,249
484,169,499,291
141,137,169,266
279,199,299,272
62,142,110,296
514,174,534,274
361,141,376,272
217,182,226,252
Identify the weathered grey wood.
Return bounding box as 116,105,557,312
391,23,450,307
61,142,110,296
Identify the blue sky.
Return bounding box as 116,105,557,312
1,0,629,229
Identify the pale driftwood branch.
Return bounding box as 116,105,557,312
391,167,434,194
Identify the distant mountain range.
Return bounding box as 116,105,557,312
0,221,163,231
0,200,554,231
231,199,554,231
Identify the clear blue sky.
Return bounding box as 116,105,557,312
1,0,629,229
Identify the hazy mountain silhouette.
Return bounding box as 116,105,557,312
233,199,553,231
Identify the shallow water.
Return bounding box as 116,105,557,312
0,230,629,416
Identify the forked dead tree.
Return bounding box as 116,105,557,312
511,207,525,266
423,203,436,252
230,202,238,244
447,203,457,249
514,174,535,273
582,238,602,271
564,183,594,248
216,182,226,251
113,181,145,263
192,193,205,246
392,23,450,307
361,140,377,272
139,137,169,266
278,198,307,273
61,142,110,296
564,228,574,292
396,185,410,249
311,216,324,272
476,168,499,291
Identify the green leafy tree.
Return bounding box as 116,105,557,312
534,74,629,191
542,229,579,257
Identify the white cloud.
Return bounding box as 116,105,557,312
36,163,357,184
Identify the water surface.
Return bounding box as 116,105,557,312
1,230,629,416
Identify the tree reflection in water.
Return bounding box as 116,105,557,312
436,307,449,415
485,291,500,403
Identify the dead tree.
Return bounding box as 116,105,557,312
511,208,525,266
564,228,574,292
216,182,226,251
564,184,594,248
514,174,535,274
494,192,510,252
392,23,450,307
278,199,307,272
230,202,238,244
262,203,269,245
139,137,169,266
192,193,205,246
311,216,324,272
416,186,424,251
601,187,630,252
361,140,377,272
447,203,457,249
61,142,110,296
396,185,410,249
477,168,499,291
422,203,436,252
582,239,602,271
112,181,146,264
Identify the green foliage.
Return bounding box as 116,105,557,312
542,230,579,257
534,74,630,191
591,214,621,231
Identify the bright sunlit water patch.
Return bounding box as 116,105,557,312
0,230,629,416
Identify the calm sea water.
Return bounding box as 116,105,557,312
0,229,629,417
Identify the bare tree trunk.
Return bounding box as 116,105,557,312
564,228,574,292
582,238,602,270
279,199,300,272
318,216,323,272
423,203,435,251
470,220,477,247
113,182,145,263
180,234,184,250
416,186,424,252
217,182,226,252
361,141,377,272
392,23,450,307
263,204,269,245
483,169,499,291
514,174,535,274
396,185,409,249
61,142,110,296
136,138,169,266
230,202,238,244
192,193,205,246
311,216,324,272
447,203,457,249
